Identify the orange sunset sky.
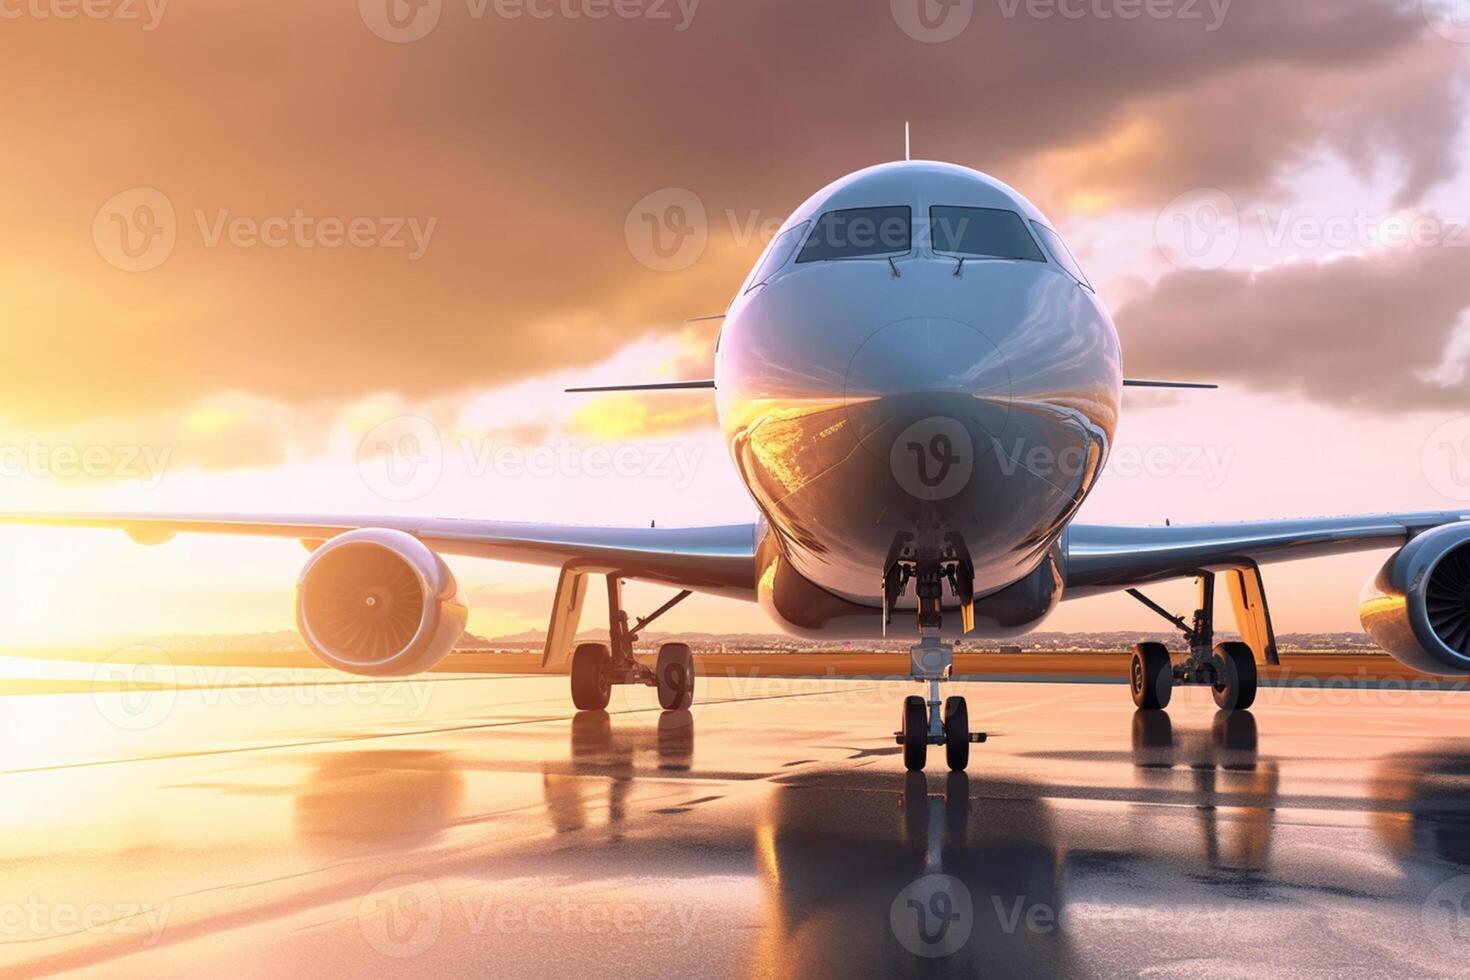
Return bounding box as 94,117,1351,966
2,0,1469,644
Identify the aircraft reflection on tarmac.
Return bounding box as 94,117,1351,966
294,750,468,855
523,708,1470,969
1129,709,1280,871
271,707,1470,973
543,710,696,834
1371,746,1470,886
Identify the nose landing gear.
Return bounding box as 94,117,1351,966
894,636,987,771
887,556,986,772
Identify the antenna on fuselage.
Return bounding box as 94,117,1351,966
904,121,911,161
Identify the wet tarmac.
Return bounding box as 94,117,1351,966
3,662,1470,978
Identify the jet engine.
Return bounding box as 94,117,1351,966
295,528,467,676
1360,522,1470,676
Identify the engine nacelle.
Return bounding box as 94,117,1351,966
1360,522,1470,676
295,528,467,676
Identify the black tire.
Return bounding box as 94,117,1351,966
1130,642,1173,710
1212,642,1258,711
570,642,612,710
902,695,928,772
656,642,695,710
944,696,970,772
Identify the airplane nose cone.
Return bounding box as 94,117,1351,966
845,316,1011,403
843,316,1012,475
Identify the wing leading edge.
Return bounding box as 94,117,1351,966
1064,511,1470,597
0,512,760,599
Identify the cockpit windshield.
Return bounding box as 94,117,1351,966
1030,221,1093,290
796,206,911,262
930,206,1045,262
744,221,809,292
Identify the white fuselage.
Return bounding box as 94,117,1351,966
714,161,1122,638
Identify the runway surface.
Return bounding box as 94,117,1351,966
3,658,1470,978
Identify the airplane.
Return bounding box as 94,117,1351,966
7,159,1470,772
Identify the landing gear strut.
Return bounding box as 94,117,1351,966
568,575,694,711
888,557,986,772
1126,572,1259,712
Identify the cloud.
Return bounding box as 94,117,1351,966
0,0,1460,434
1115,241,1470,411
1030,39,1469,213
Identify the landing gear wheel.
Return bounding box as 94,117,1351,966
902,695,928,772
944,696,970,772
1130,642,1173,710
1212,641,1258,711
570,642,612,710
655,642,695,710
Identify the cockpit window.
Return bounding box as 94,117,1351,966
1031,221,1093,290
930,206,1045,262
744,221,809,292
796,206,911,263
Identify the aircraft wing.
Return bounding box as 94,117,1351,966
1064,510,1470,597
0,512,761,599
